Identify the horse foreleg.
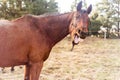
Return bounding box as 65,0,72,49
11,66,14,72
1,67,6,73
29,61,43,80
24,64,30,80
71,44,74,51
71,41,75,51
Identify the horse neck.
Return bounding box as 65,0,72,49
39,12,74,46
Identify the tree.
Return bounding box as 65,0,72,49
0,0,58,19
29,0,58,15
71,0,87,11
110,0,120,37
96,0,120,37
0,0,29,19
96,0,113,26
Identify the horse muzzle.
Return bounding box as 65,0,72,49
80,31,88,39
72,31,88,44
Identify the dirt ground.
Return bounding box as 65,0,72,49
0,37,120,80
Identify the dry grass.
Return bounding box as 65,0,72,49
0,37,120,80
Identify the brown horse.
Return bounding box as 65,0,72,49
0,1,92,80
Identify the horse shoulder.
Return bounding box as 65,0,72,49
28,31,52,62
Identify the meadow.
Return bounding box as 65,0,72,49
0,36,120,80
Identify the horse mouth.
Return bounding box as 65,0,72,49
73,34,83,44
73,31,87,44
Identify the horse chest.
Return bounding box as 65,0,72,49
29,38,52,62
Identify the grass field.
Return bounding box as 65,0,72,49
0,37,120,80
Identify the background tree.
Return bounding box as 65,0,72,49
28,0,58,15
0,0,29,19
71,0,87,11
96,0,120,37
89,13,102,36
0,0,58,19
71,0,78,11
96,0,116,25
110,0,120,37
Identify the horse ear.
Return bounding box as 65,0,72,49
87,5,92,14
77,1,82,11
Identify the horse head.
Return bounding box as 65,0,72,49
69,1,92,44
